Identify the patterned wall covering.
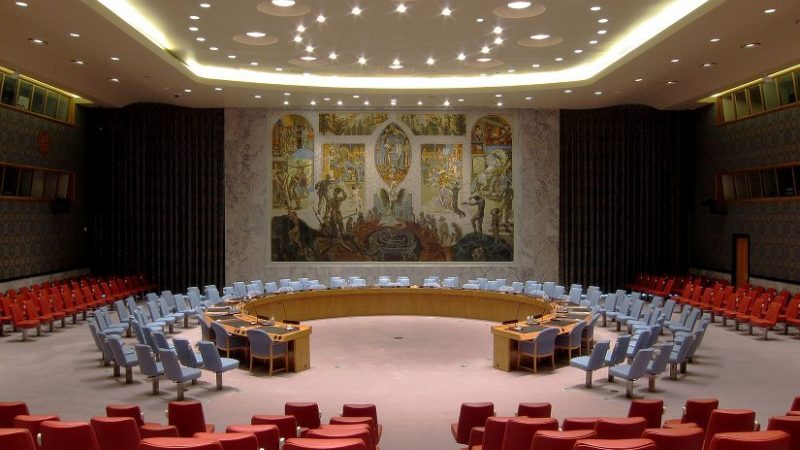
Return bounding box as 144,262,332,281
225,109,559,283
0,106,89,280
690,105,800,282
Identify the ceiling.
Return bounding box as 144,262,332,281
0,0,799,110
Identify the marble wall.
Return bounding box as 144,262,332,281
225,108,559,285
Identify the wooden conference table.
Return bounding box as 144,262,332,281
204,287,591,373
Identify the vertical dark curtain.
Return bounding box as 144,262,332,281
87,103,224,292
559,105,692,291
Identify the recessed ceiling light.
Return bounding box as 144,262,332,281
494,37,503,45
741,42,760,48
475,17,484,23
310,100,316,105
598,18,608,23
525,96,532,100
28,38,46,45
665,80,677,85
508,1,531,9
293,35,303,43
390,58,403,69
284,92,291,96
597,29,607,35
590,6,601,11
426,57,435,65
357,56,367,65
69,33,81,38
443,100,450,106
284,100,289,105
481,46,490,54
184,88,192,93
189,26,199,32
110,56,120,61
396,4,407,13
351,6,362,15
564,89,572,93
363,100,370,105
701,62,715,68
670,58,680,63
296,25,306,33
275,67,283,71
507,69,515,73
189,15,200,20
214,87,222,91
594,91,602,95
71,59,84,65
574,49,583,54
255,94,262,98
589,40,598,45
209,46,218,51
390,99,396,105
316,14,326,23
497,102,503,107
228,54,236,59
477,57,492,62
196,37,206,42
495,94,502,98
337,100,343,105
555,57,564,61
329,52,338,60
353,94,360,98
246,31,266,38
250,61,259,66
108,77,119,82
305,45,314,52
764,8,776,14
634,77,643,82
458,98,464,102
300,55,317,61
531,63,540,68
493,26,503,34
417,100,423,105
457,53,466,61
200,3,211,8
709,37,720,42
531,34,550,40
442,7,452,16
15,1,28,7
272,0,295,6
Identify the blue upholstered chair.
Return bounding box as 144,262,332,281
88,322,116,366
668,334,695,380
107,336,139,383
198,340,240,389
542,282,555,297
582,313,601,351
605,334,632,381
570,340,610,388
609,347,655,398
607,296,632,324
146,301,175,333
151,330,175,351
517,327,558,373
159,297,188,328
597,292,618,327
664,306,692,332
625,329,652,360
205,287,223,305
233,281,248,298
566,285,583,304
246,328,289,375
583,289,602,308
210,321,248,358
617,299,646,331
113,299,135,327
173,337,204,368
552,285,565,299
667,309,703,337
555,321,586,359
646,342,674,392
135,344,163,395
511,281,524,293
159,348,202,400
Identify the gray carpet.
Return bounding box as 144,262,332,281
1,313,796,449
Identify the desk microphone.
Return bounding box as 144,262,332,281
280,302,288,322
513,302,523,323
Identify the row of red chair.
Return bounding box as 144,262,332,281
2,274,156,300
626,274,727,297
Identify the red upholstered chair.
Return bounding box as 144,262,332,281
574,438,657,450
226,425,281,450
90,416,141,450
791,398,800,413
516,402,552,418
0,428,37,450
140,425,180,439
562,417,601,431
307,425,373,450
168,401,215,437
595,417,648,440
0,401,30,427
285,402,322,435
664,399,719,430
341,404,381,443
252,415,298,440
452,402,495,445
40,421,100,450
702,410,757,450
643,427,705,450
628,399,664,429
194,432,259,450
708,431,790,450
767,416,800,450
106,404,153,428
473,417,512,450
8,303,41,341
139,437,223,450
329,417,377,446
14,414,60,447
283,438,367,450
500,417,559,450
532,430,597,450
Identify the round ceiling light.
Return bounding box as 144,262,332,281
507,1,531,9
246,31,266,38
272,0,295,6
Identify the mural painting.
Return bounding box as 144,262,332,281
421,144,464,215
398,113,467,135
374,123,411,184
272,115,314,211
319,113,388,135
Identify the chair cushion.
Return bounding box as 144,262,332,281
139,437,223,450
574,438,657,450
708,431,790,450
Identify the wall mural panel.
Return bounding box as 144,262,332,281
270,112,514,263
319,113,388,135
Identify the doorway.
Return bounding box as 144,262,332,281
732,234,750,288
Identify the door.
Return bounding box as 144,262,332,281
732,234,750,288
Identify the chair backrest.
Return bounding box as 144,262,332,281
152,330,172,350
594,417,648,440
662,299,676,320
603,292,618,311
552,285,565,299
114,300,130,322
626,348,654,379
481,416,511,450
670,334,695,364
535,327,559,355
0,428,36,450
198,317,212,341
648,308,662,326
586,340,610,370
233,282,247,298
568,322,587,347
159,349,186,381
246,328,272,356
629,299,646,319
542,282,556,297
187,292,203,310
647,343,674,374
107,337,135,366
41,421,101,450
606,335,632,366
106,404,144,427
517,402,551,418
455,403,494,444
616,297,631,315
708,430,790,450
703,409,757,450
146,302,163,321
628,399,664,428
684,308,702,330
627,330,652,357
157,298,173,316
135,345,162,377
197,341,223,372
586,290,602,308
168,401,209,438
173,338,200,368
766,416,800,448
210,321,232,348
0,402,30,428
568,287,583,304
90,416,140,450
501,417,559,450
285,402,321,429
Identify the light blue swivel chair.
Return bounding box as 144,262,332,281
666,308,702,339
210,321,248,358
523,281,539,295
668,334,695,379
205,287,223,306
542,282,555,297
246,283,262,296
233,282,248,298
661,298,677,323
197,340,239,389
517,327,558,373
552,285,565,299
159,348,202,400
107,336,139,383
146,301,175,333
174,294,198,326
173,337,204,368
646,342,674,392
583,290,602,309
135,344,163,395
625,329,652,360
570,340,610,388
664,307,692,332
114,299,135,328
651,296,664,308
607,296,632,324
246,328,289,375
511,281,524,293
617,299,646,331
152,330,175,351
582,313,601,352
609,347,654,398
675,318,711,363
187,292,205,314
597,293,618,327
141,326,159,351
252,280,265,293
628,308,657,333
93,313,126,337
88,322,115,366
555,321,586,359
125,296,139,315
566,286,583,305
161,291,178,312
604,334,632,381
159,297,187,328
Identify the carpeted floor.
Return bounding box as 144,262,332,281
1,311,797,449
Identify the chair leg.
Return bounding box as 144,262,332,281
550,354,555,371
269,358,273,376
177,382,185,401
680,362,687,374
113,363,121,377
626,380,635,398
216,372,223,390
585,371,593,388
61,317,67,328
748,323,753,335
669,363,677,380
249,355,254,372
608,369,614,382
36,324,42,336
152,377,160,395
168,323,174,334
125,366,133,384
184,316,189,328
48,321,54,332
763,328,769,340
21,328,28,341
648,374,656,392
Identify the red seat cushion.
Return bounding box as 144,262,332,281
708,431,790,450
194,432,258,450
574,438,657,450
226,425,280,450
139,437,223,450
642,427,704,450
532,430,597,450
283,438,367,450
